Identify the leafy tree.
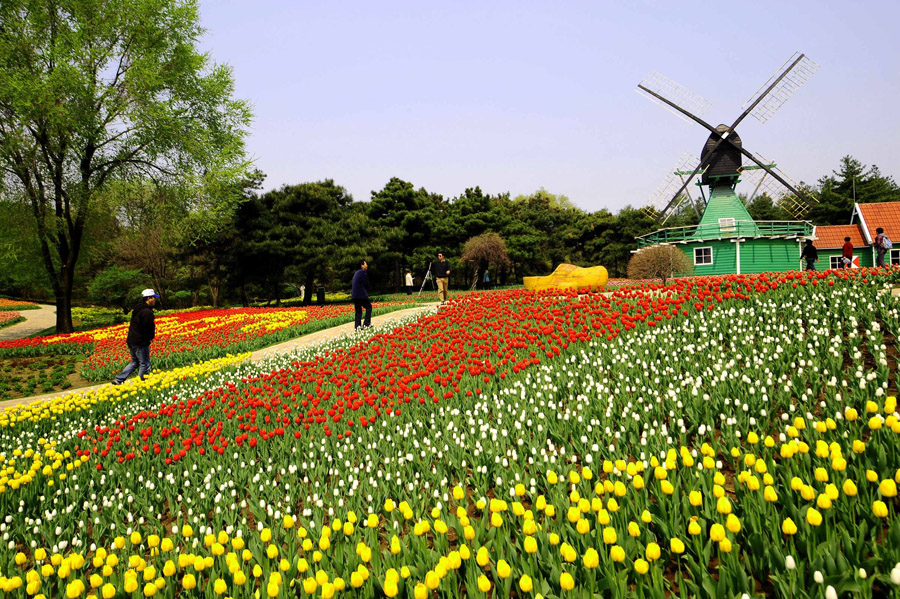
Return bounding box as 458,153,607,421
253,181,381,303
0,0,251,332
627,245,693,284
368,178,441,291
460,232,512,287
88,266,148,310
746,194,790,221
810,156,900,225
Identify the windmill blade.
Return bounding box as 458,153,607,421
738,152,819,218
643,152,702,223
637,71,712,125
742,53,819,124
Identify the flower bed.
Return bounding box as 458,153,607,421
0,298,39,311
0,303,410,382
0,311,23,329
0,268,900,597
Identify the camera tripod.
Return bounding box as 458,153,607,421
417,261,437,296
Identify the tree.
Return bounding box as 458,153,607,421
627,245,693,284
460,232,512,287
0,0,251,332
252,181,381,304
745,194,790,221
368,178,441,291
810,156,900,225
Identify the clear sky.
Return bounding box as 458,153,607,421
197,0,900,213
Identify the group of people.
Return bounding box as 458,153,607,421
800,226,891,271
351,251,453,330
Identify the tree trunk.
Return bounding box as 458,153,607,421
208,279,220,307
303,273,315,306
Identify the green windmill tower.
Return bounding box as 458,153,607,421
634,53,821,275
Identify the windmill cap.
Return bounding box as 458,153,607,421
142,289,160,298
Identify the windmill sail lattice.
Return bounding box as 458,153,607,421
742,53,819,124
643,152,702,220
637,71,712,124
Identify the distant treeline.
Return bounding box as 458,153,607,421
0,155,895,308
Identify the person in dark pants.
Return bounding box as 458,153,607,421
433,252,451,304
800,239,819,271
874,227,888,267
351,260,372,329
405,270,413,295
841,236,853,268
112,289,158,384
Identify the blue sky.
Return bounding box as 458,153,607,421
198,0,900,213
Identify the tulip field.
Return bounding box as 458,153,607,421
1,268,900,598
0,303,409,382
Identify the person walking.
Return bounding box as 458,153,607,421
433,252,451,304
800,239,819,271
874,227,890,267
841,236,854,268
405,270,414,295
112,289,159,384
482,268,491,290
352,260,372,329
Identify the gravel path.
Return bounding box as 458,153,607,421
0,304,57,341
0,304,437,410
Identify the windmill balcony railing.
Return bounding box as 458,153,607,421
636,220,813,248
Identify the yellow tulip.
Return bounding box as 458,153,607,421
519,574,533,593
497,560,511,579
634,558,649,575
477,574,491,593
560,572,575,590
806,508,823,526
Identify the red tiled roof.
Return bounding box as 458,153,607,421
856,202,900,245
814,224,866,249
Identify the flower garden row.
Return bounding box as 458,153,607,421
0,303,411,382
0,268,899,598
0,312,23,330
0,299,39,312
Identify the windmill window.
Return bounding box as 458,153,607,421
891,249,900,266
718,218,736,233
694,247,713,265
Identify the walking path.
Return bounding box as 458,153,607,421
0,304,437,410
0,304,56,341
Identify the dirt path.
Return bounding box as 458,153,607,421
0,304,437,410
0,304,56,341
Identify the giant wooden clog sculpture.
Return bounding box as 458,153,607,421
523,263,609,291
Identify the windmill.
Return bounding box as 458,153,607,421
637,52,819,226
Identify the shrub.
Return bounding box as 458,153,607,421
627,245,693,284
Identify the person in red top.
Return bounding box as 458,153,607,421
841,236,853,268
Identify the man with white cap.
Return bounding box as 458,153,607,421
112,288,159,384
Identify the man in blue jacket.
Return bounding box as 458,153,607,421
112,288,159,384
351,260,372,329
